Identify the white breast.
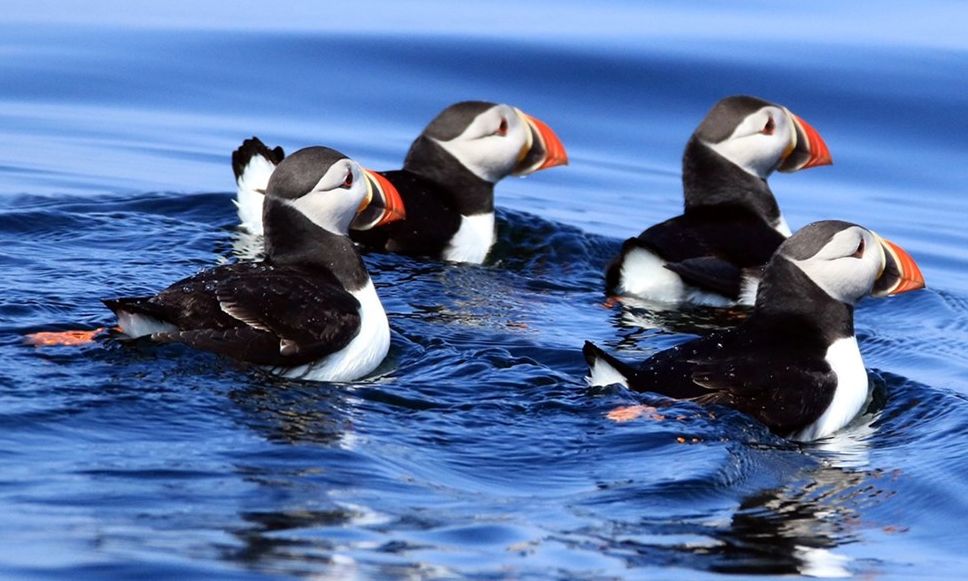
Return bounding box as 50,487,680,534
791,336,869,442
443,212,495,264
273,279,390,382
234,155,276,235
618,247,734,308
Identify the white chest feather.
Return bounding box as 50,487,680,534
617,247,734,308
443,212,495,264
274,280,390,382
792,336,869,442
234,155,276,235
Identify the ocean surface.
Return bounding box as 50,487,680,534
2,2,967,578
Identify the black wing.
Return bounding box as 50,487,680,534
663,256,743,298
104,263,362,366
690,355,837,435
637,208,785,266
626,208,785,296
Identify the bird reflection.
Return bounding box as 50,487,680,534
595,380,891,577
700,465,870,577
227,379,352,446
611,297,749,334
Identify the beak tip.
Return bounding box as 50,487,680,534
519,112,568,174
879,238,926,297
786,113,833,171
358,169,406,229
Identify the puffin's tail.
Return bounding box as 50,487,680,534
582,341,635,388
102,297,176,339
231,137,285,235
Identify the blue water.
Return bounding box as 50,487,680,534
3,2,968,578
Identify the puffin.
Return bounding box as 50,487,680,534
103,146,405,382
585,220,925,441
233,101,568,264
605,95,833,307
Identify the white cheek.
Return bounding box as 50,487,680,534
793,255,880,304
433,128,526,183
706,132,787,178
287,186,365,236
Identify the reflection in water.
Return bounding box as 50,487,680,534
582,458,891,578
228,380,352,446
578,362,896,577
614,297,750,334
222,381,384,577
705,464,868,578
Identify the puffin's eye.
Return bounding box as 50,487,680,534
761,115,775,135
341,170,353,189
494,117,508,137
851,238,865,258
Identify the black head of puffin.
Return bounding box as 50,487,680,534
264,146,404,237
696,95,832,178
774,220,925,305
421,100,568,183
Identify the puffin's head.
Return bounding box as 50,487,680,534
418,100,568,183
265,146,405,236
696,95,833,179
773,220,925,306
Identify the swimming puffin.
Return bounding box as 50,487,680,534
585,220,925,441
233,101,568,263
104,146,404,382
605,96,832,307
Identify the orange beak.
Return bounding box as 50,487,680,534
778,112,833,172
512,110,569,176
872,236,926,297
351,169,406,231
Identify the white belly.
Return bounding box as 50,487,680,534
791,336,870,442
618,247,734,308
443,212,495,264
271,280,390,382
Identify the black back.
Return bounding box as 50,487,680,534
605,206,786,298
102,262,362,367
